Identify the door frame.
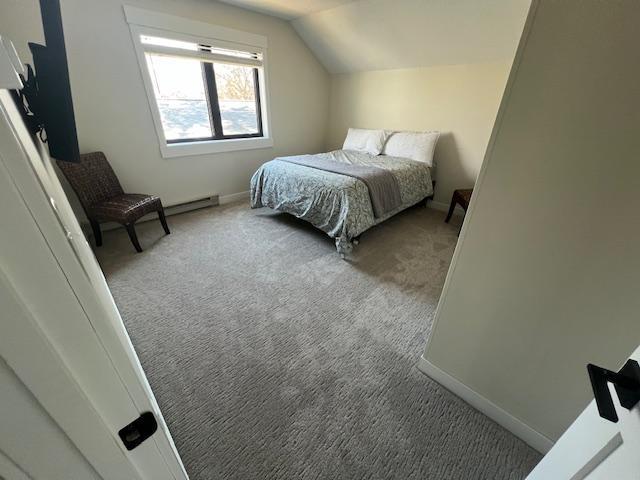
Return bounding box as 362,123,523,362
417,0,552,454
0,43,187,478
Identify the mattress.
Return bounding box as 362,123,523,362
250,149,433,253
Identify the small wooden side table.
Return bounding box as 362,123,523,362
445,188,473,223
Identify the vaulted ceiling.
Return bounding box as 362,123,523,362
220,0,530,74
219,0,357,20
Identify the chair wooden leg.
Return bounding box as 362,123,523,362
125,223,143,253
158,208,170,235
445,197,457,223
90,219,102,247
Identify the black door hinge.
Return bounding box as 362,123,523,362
118,411,158,450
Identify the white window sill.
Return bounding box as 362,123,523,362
159,136,273,158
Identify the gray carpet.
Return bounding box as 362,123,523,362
96,202,541,480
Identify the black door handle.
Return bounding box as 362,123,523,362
587,359,640,423
118,411,157,450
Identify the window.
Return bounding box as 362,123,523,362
142,36,263,143
125,7,271,157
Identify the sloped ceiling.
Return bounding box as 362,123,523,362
292,0,531,73
219,0,530,74
219,0,357,20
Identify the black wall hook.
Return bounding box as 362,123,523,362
587,359,640,423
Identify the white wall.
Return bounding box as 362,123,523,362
1,0,527,210
297,0,529,206
292,0,530,74
423,0,640,444
327,63,511,205
1,0,330,206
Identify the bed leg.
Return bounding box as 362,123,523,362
335,235,353,259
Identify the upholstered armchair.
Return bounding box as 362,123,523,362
57,151,169,252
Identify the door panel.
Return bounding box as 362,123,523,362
0,357,99,479
527,348,640,479
0,84,187,478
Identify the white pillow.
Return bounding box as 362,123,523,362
382,131,440,166
342,128,388,155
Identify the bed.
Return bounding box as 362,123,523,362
250,129,438,257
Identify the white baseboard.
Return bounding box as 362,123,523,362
98,191,250,233
427,200,465,216
219,190,250,205
100,195,218,232
417,355,553,454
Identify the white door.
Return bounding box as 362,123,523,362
0,49,188,478
527,346,640,479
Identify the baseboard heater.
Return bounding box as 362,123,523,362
99,194,219,232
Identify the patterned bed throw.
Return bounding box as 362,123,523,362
250,150,433,252
277,155,401,217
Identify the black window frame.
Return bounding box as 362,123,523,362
164,44,263,145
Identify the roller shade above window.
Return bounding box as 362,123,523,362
140,35,264,68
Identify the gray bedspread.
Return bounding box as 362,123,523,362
250,150,433,252
277,155,401,217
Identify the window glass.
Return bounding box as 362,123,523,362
140,34,264,144
214,63,260,136
145,54,212,141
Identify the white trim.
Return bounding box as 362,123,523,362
135,25,266,57
417,356,553,454
0,89,188,478
101,195,219,232
0,448,30,480
424,0,539,356
125,9,272,159
1,37,25,76
99,191,249,233
161,137,273,158
569,432,623,480
427,200,465,217
145,45,263,68
0,37,22,89
423,0,540,355
418,1,551,457
123,5,267,49
219,190,250,204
